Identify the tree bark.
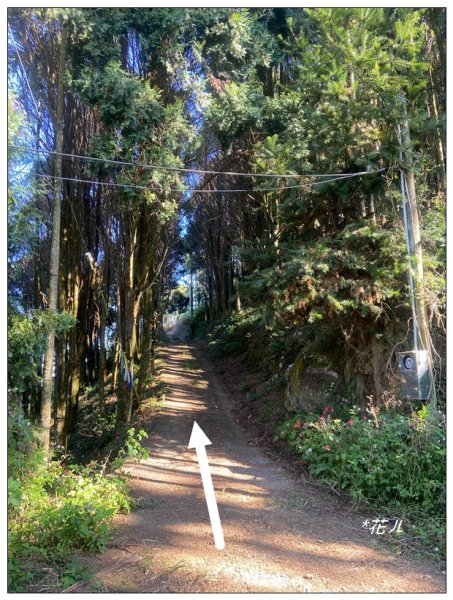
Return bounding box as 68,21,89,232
40,24,67,453
98,194,111,411
116,218,141,425
137,289,154,399
55,227,68,446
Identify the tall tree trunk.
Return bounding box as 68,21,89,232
190,270,193,320
68,336,84,436
112,223,122,394
40,24,67,453
428,70,446,192
116,221,141,425
208,267,213,321
31,114,43,421
63,180,82,443
55,193,71,446
116,292,141,424
137,289,153,399
98,195,111,410
369,194,377,225
65,273,80,442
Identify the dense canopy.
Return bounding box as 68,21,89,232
8,9,445,590
8,8,445,438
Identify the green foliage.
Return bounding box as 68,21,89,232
8,310,76,399
275,404,446,554
188,306,211,340
8,409,45,481
60,557,90,589
8,94,45,306
167,286,190,313
207,308,267,359
7,411,151,591
8,92,25,146
8,462,130,590
111,427,150,468
202,8,278,82
209,82,265,149
7,5,446,582
198,8,445,402
266,223,407,326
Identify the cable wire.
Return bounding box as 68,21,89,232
9,144,380,181
10,169,385,195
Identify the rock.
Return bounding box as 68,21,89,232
285,350,340,413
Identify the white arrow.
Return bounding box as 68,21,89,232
188,421,225,550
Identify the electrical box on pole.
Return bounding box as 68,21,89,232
397,350,431,400
396,95,436,406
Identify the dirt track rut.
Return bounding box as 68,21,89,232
81,342,445,593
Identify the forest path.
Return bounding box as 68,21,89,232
80,342,444,593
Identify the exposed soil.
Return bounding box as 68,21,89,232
74,340,445,593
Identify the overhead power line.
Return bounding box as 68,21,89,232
10,169,385,195
9,144,380,180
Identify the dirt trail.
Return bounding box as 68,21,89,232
81,342,445,593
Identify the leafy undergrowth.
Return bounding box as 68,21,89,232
8,410,149,592
69,374,165,465
191,307,273,368
198,313,445,562
275,403,446,559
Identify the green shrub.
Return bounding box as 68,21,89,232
7,413,149,591
8,461,131,590
275,404,446,554
111,427,150,468
207,308,267,358
188,306,210,339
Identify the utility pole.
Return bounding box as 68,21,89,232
398,94,436,407
40,23,67,453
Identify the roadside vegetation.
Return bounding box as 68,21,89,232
197,313,446,560
8,406,150,592
275,404,446,557
8,7,445,589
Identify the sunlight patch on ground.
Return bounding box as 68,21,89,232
213,562,313,592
